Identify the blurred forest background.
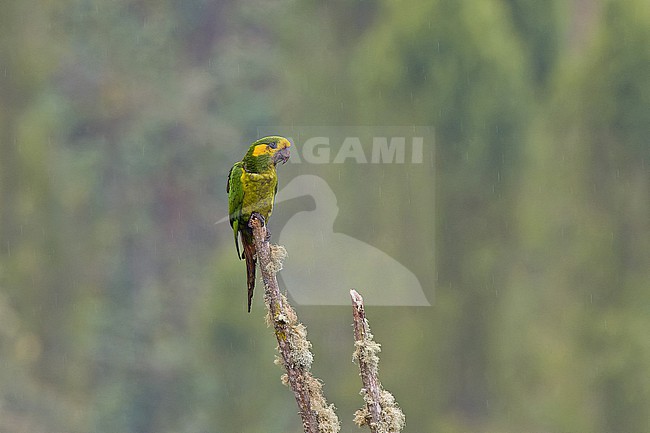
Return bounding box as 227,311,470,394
1,0,649,432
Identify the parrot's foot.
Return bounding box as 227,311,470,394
250,213,272,242
249,212,266,226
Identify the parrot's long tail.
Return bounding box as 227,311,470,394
242,240,257,313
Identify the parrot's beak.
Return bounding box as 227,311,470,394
273,146,290,165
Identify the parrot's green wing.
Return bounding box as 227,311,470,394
227,162,244,259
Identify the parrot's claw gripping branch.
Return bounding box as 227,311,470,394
249,211,266,227
249,217,340,433
249,212,272,241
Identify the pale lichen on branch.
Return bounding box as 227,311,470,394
247,215,404,433
249,215,339,433
351,289,405,433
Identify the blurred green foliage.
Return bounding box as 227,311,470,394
1,0,649,432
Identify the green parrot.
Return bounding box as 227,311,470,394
227,136,291,312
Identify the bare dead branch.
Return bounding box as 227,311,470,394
350,289,405,433
249,215,340,433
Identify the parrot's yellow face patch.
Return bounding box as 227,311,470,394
251,138,291,157
252,144,271,157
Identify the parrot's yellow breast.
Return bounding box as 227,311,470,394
239,168,278,221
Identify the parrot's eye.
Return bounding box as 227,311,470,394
268,141,277,149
